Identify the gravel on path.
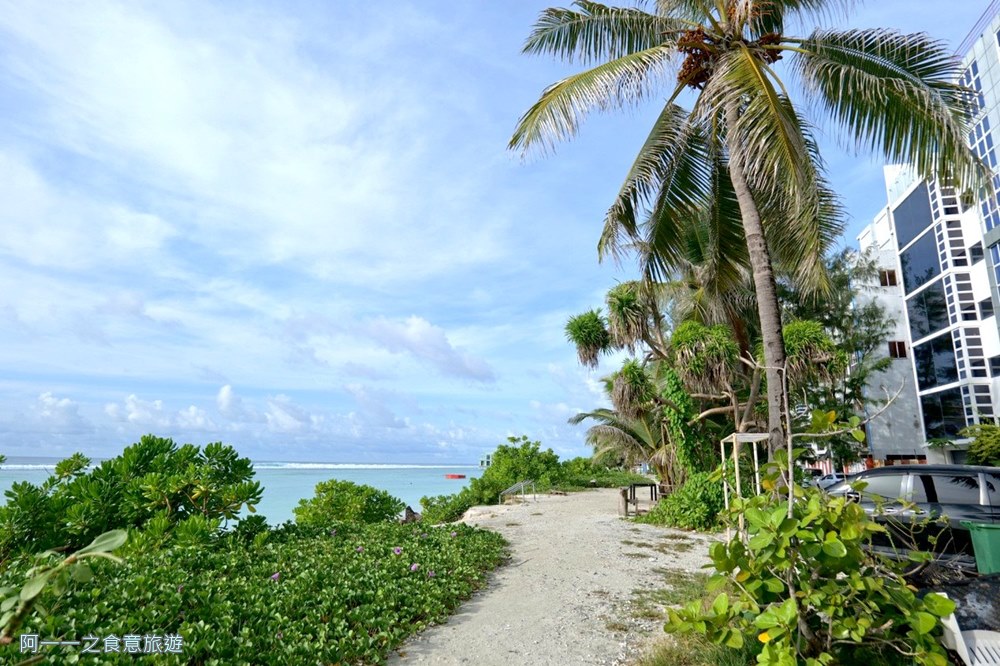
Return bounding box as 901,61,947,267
389,488,717,666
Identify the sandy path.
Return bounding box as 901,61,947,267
389,489,716,666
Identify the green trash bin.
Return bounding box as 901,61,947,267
961,521,1000,574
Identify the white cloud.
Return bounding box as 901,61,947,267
104,394,171,428
366,316,496,383
345,384,408,430
0,0,508,285
264,395,320,434
176,405,215,431
0,153,176,270
32,392,91,433
216,384,243,419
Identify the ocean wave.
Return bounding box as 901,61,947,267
0,462,476,472
0,464,97,471
252,463,477,470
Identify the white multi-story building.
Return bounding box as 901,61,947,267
856,3,1000,464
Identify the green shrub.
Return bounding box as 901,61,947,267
294,479,406,527
557,457,650,489
467,435,562,500
665,468,955,666
420,440,653,523
0,436,261,561
637,471,724,531
421,436,562,524
1,523,507,664
962,423,1000,467
420,491,476,524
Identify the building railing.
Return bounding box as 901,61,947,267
957,0,1000,56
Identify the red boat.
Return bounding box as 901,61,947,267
444,474,466,479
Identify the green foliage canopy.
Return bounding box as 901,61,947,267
294,479,407,527
961,423,1000,467
0,435,261,562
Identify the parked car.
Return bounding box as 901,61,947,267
814,472,846,489
825,464,1000,568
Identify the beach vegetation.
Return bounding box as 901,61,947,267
961,422,1000,466
294,478,406,527
0,435,261,563
665,467,955,665
420,436,649,523
0,437,509,664
1,521,506,664
636,471,724,531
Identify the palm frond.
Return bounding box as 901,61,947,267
653,0,717,22
524,2,685,64
568,406,621,426
754,121,845,293
699,138,748,293
706,47,818,210
599,102,713,267
510,45,676,155
740,0,856,37
793,28,991,193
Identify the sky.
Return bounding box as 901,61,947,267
0,0,992,463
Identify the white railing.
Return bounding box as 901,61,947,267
499,480,536,504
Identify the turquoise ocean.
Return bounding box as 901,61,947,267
0,457,480,525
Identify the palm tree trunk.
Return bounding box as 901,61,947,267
725,104,788,459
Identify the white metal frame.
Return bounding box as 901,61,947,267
719,432,770,540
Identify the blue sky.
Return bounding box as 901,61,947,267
0,1,990,462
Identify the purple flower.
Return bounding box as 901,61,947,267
393,547,403,555
356,546,364,553
421,533,428,539
410,563,420,572
270,572,280,582
329,528,337,536
276,631,283,639
427,570,436,578
450,531,457,538
177,584,184,593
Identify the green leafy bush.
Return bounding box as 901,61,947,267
1,529,127,641
557,457,650,489
469,435,562,497
665,476,955,665
637,471,724,531
420,440,652,523
1,523,506,664
420,491,477,525
961,423,1000,466
294,479,406,527
0,436,261,561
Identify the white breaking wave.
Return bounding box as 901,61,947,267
0,462,476,472
252,463,477,470
0,464,97,471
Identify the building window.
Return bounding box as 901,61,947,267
913,333,959,390
982,298,996,319
878,269,898,287
970,242,984,264
900,231,941,294
888,341,907,358
894,183,934,249
920,387,966,440
906,279,949,340
990,355,1000,377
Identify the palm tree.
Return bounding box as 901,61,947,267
569,406,687,489
511,0,988,457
